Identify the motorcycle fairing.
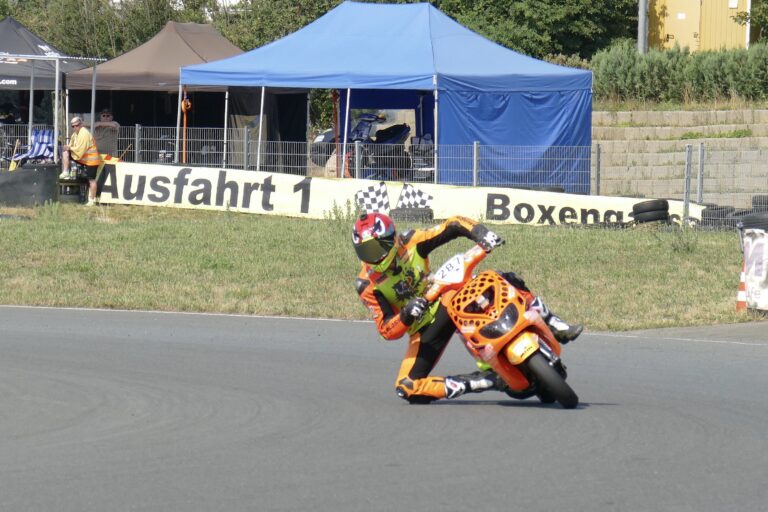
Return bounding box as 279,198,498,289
442,269,564,393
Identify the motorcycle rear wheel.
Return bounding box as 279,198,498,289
526,353,578,409
536,390,557,404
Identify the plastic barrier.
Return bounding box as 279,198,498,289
740,228,768,310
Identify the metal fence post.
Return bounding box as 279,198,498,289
243,127,250,170
135,124,141,163
472,141,480,187
697,142,705,204
683,144,692,220
595,143,601,196
354,140,361,179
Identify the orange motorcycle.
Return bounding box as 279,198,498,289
423,244,579,408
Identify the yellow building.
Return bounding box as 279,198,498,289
649,0,755,51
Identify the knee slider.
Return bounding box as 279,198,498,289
397,386,433,403
396,377,414,401
396,383,435,404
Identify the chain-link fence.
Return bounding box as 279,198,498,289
594,141,768,208
3,123,766,221
0,124,51,165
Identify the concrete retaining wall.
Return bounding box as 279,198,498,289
592,109,768,208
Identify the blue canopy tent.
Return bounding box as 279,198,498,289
181,1,592,191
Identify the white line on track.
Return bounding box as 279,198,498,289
0,304,372,324
2,305,765,346
592,332,766,347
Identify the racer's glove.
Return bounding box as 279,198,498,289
471,224,504,253
400,297,428,326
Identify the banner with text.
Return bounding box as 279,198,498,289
99,163,702,225
743,228,768,310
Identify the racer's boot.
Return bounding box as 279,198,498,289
531,297,583,344
444,370,502,399
474,361,509,393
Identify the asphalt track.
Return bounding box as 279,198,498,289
1,306,767,512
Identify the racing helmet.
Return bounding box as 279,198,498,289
352,212,397,272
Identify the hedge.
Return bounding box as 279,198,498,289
588,40,768,103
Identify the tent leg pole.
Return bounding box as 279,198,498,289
54,58,60,164
342,88,351,179
65,89,69,137
222,89,229,168
28,62,34,144
257,86,265,172
433,86,438,184
305,93,311,175
90,65,97,129
333,91,339,175
174,83,182,163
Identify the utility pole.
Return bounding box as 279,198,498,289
638,0,649,54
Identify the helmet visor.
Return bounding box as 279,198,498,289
355,237,394,264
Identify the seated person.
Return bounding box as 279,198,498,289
61,116,103,206
93,108,120,157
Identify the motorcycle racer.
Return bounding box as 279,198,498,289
353,212,582,403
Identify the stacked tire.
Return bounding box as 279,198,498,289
699,205,757,229
631,199,670,224
751,195,768,213
677,195,768,230
700,205,735,228
722,208,754,229
739,211,768,231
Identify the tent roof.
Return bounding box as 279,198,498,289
180,1,591,92
67,21,242,91
0,16,87,90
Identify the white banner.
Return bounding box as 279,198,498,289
743,229,768,310
98,162,703,225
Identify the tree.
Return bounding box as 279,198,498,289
437,0,636,59
0,0,11,18
212,0,338,52
117,0,177,55
10,0,121,58
177,0,220,24
732,3,767,43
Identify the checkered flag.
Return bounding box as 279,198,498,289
396,184,433,209
355,182,390,215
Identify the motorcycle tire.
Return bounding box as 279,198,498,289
536,390,557,404
752,195,768,211
632,199,669,215
739,212,768,231
633,210,670,224
526,353,578,409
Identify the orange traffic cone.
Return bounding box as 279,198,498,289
736,260,747,311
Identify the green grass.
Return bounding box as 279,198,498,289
678,129,752,140
0,203,756,332
593,98,768,112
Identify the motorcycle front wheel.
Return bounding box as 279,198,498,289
526,353,578,409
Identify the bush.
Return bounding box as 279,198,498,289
544,53,591,69
591,41,768,103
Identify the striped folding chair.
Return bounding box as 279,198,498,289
11,128,55,166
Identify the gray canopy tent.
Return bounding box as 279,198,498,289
66,21,243,159
0,16,102,161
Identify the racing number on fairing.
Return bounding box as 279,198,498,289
293,177,311,213
434,254,465,283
